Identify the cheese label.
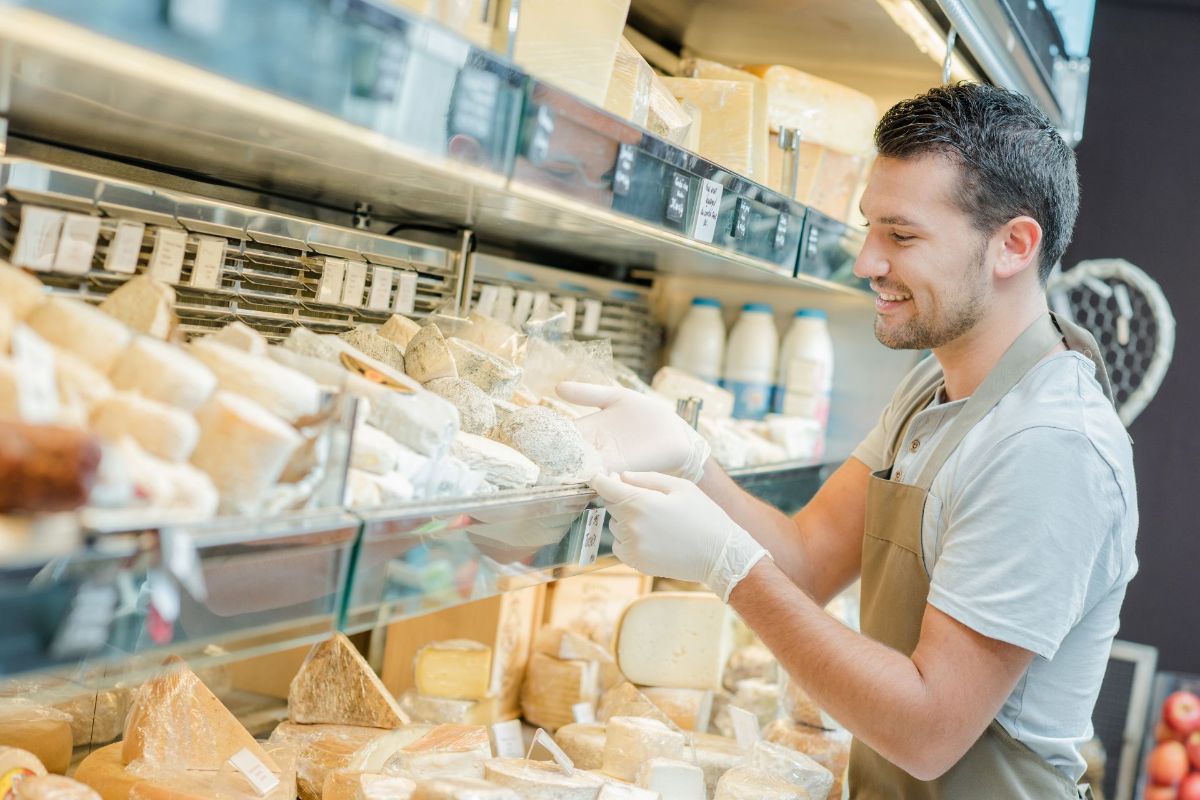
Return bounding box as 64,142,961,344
493,285,515,325
53,212,102,274
571,702,596,724
529,105,556,165
613,144,636,197
368,265,395,311
105,220,146,273
773,213,790,251
148,227,188,283
316,257,347,304
0,767,36,799
340,351,416,394
691,178,723,244
732,198,751,240
666,172,690,224
228,747,280,796
491,719,525,759
511,290,534,328
527,728,574,774
475,284,499,316
577,508,606,566
451,67,499,142
394,270,418,315
12,205,65,271
580,299,603,337
191,236,226,290
342,260,368,307
728,705,761,749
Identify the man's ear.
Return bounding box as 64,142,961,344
993,216,1043,281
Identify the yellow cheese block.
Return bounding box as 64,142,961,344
413,641,493,701
659,78,757,179
289,634,408,728
519,653,600,733
0,704,73,775
680,59,770,182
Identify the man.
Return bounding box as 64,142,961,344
558,83,1138,798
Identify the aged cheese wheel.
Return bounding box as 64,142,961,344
73,743,140,800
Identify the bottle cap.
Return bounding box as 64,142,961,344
794,308,828,319
742,302,773,313
692,297,721,308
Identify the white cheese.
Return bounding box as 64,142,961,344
450,433,539,489
340,325,406,373
553,724,607,772
405,324,458,383
351,424,406,475
614,593,735,691
601,717,685,782
54,347,114,413
651,367,735,419
190,338,321,424
209,321,268,355
108,337,216,411
713,765,809,799
378,315,422,350
492,407,600,485
596,684,675,731
635,758,705,800
424,378,497,437
89,392,199,462
382,725,493,780
25,297,132,373
411,777,518,799
446,338,521,400
97,275,176,339
750,739,833,800
688,733,744,797
639,688,713,733
268,722,391,800
483,758,605,800
108,438,219,518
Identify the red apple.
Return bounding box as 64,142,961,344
1187,730,1200,771
1160,721,1187,742
1181,772,1200,800
1164,691,1200,735
1148,740,1190,786
1145,785,1178,800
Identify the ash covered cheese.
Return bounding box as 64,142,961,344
98,275,176,340
26,298,132,373
411,777,519,799
405,324,458,383
450,433,539,489
749,739,833,800
189,391,301,510
340,325,406,373
483,758,605,800
189,338,321,424
492,407,600,485
289,634,409,728
108,337,216,411
445,339,521,400
614,593,735,691
90,392,199,462
0,260,47,319
424,378,497,436
553,724,607,771
209,321,268,355
378,315,422,350
601,717,685,782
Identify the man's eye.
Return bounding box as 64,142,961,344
890,233,915,243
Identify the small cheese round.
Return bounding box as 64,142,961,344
108,337,216,412
492,406,599,484
423,378,496,436
14,775,101,800
90,392,199,462
25,298,132,373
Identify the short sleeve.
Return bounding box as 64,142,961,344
927,427,1125,659
851,407,890,472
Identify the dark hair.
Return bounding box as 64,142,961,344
874,82,1079,283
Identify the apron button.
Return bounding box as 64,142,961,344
894,469,904,481
910,439,920,452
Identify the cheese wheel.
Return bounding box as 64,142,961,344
0,745,47,796
26,298,132,373
14,774,102,799
0,261,47,319
0,705,72,775
98,276,175,340
713,765,807,799
209,322,268,356
73,743,139,800
614,594,735,691
189,339,321,424
108,338,216,412
482,759,605,800
90,392,199,462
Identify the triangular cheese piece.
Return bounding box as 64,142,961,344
122,656,280,771
289,634,409,728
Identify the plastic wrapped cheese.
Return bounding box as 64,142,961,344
13,775,102,799
268,722,391,800
483,759,605,800
0,260,47,319
780,675,824,728
492,407,600,485
647,73,694,146
0,744,47,780
687,733,744,797
26,298,132,373
189,338,321,424
639,688,713,733
742,65,878,155
351,424,407,475
445,339,521,401
601,717,685,782
107,337,215,412
289,634,409,728
423,378,496,437
749,739,833,800
381,725,492,780
534,628,614,664
98,276,175,340
761,720,850,788
596,684,675,730
90,392,199,462
680,59,769,181
604,37,652,127
659,78,757,178
635,758,704,800
0,702,72,775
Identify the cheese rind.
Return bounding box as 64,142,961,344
98,276,175,340
423,378,496,437
189,338,321,424
414,641,493,701
600,717,685,782
614,593,735,691
492,407,600,485
482,758,605,800
89,392,199,462
26,298,132,373
289,634,409,728
520,654,600,733
108,338,216,412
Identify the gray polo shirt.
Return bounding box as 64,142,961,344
851,350,1139,782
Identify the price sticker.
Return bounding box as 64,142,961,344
529,105,556,165
613,144,636,197
341,260,368,308
665,172,690,224
732,198,751,240
316,258,346,305
571,702,597,724
729,705,761,749
577,508,606,566
691,178,723,243
53,213,101,275
491,719,525,759
773,213,790,251
228,747,280,796
394,270,418,315
190,236,226,290
527,728,574,774
580,299,602,337
104,220,146,274
367,265,394,311
148,227,187,284
12,205,65,271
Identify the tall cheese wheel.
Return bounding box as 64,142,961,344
0,706,72,775
25,298,132,373
15,774,102,799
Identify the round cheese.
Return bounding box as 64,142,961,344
14,774,102,799
482,759,605,800
90,392,199,462
491,406,599,484
423,378,496,437
0,705,72,775
108,338,216,412
26,298,132,373
72,742,139,800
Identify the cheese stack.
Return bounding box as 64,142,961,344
519,637,606,733
408,640,513,729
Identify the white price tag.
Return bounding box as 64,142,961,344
104,220,146,274
531,290,552,321
691,178,723,244
493,285,515,325
341,260,368,307
729,705,761,749
12,205,64,271
511,289,535,328
316,257,347,304
475,284,499,316
53,213,101,274
148,227,188,284
368,265,394,311
190,236,226,290
527,728,574,774
491,719,525,759
558,296,577,334
581,299,603,337
228,747,280,796
571,702,596,724
578,508,606,566
11,326,59,423
394,270,418,315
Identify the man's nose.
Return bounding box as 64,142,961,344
853,233,890,280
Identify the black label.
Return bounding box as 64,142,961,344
774,213,790,250
666,172,690,223
732,198,751,239
613,144,636,197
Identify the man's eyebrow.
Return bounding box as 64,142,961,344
859,208,925,229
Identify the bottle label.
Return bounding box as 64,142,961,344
724,379,773,420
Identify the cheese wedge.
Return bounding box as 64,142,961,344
289,634,408,728
601,717,685,782
383,725,492,780
614,593,735,691
98,276,175,340
268,722,391,800
108,337,216,412
520,654,600,733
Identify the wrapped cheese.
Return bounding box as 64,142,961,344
289,634,409,728
659,78,758,178
680,59,770,181
268,722,390,800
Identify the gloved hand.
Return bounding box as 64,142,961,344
557,382,711,482
591,471,770,602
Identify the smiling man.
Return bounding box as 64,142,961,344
558,83,1138,798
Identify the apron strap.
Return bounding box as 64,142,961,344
913,315,1064,491
1050,311,1116,404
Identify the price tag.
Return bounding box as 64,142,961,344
48,580,117,659
451,67,499,142
341,260,368,307
577,508,606,566
368,265,395,311
773,213,790,251
529,105,556,165
511,289,534,328
316,258,347,305
105,220,146,274
12,205,64,271
691,178,723,243
11,326,59,424
580,299,602,337
731,198,751,240
527,728,574,774
228,747,280,796
571,702,597,724
613,144,636,197
492,285,515,325
476,284,499,316
805,226,821,259
148,227,188,284
558,296,577,334
394,270,418,315
190,236,226,290
665,172,690,224
728,705,761,749
491,719,525,759
53,213,101,274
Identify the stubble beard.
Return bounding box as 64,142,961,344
874,246,989,351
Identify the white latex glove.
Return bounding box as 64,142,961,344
557,382,711,482
591,471,770,602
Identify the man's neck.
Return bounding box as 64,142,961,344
933,298,1053,401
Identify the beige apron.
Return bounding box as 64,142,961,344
848,313,1113,799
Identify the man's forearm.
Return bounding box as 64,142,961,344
729,559,945,780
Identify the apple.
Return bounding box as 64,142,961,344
1188,730,1200,771
1164,690,1200,735
1181,772,1200,800
1148,740,1190,786
1145,785,1178,800
1160,721,1187,742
